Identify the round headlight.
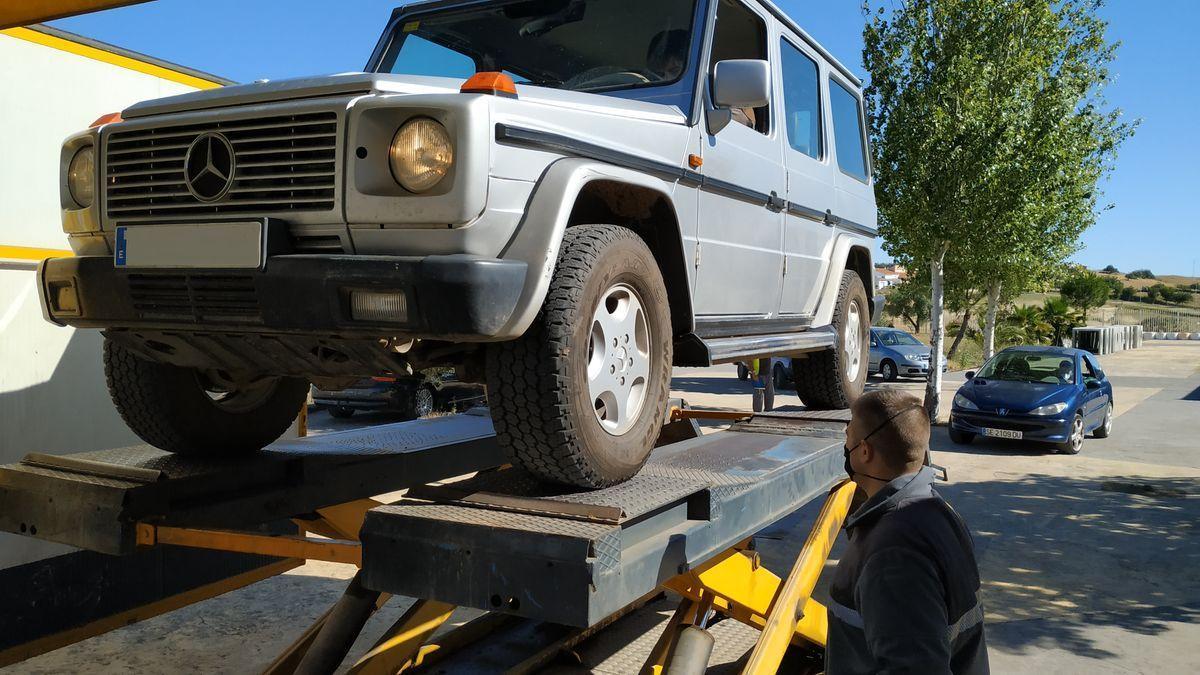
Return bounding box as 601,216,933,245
67,145,95,207
389,118,453,193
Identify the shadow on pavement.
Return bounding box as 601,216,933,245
670,376,756,396
937,470,1199,658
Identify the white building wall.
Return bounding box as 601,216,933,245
0,31,208,570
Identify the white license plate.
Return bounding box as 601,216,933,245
983,428,1022,440
115,221,264,269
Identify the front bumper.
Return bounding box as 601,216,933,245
950,409,1072,443
38,254,527,340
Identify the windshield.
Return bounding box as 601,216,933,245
976,352,1076,385
877,331,922,347
376,0,701,110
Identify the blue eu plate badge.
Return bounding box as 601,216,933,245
114,226,128,267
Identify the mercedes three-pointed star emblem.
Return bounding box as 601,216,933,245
183,132,236,202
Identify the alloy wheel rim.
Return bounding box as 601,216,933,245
415,387,434,417
1104,405,1113,433
1072,417,1084,451
586,283,651,436
845,301,863,381
883,362,893,379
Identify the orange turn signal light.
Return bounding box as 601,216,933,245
90,112,123,128
688,154,703,168
461,72,518,98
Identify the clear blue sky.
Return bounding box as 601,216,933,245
51,0,1199,278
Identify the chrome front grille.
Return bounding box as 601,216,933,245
127,274,261,324
104,112,338,222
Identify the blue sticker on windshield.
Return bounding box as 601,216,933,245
115,226,127,266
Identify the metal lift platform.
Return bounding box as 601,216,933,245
0,406,858,674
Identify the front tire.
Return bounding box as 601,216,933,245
792,270,869,409
1056,413,1085,454
879,359,898,382
104,339,308,456
330,406,356,419
486,225,673,488
737,363,749,381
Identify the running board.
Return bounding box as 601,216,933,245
698,326,836,365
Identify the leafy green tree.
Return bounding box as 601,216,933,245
1119,286,1137,301
1008,305,1052,344
1102,276,1124,299
863,0,1134,418
1102,265,1120,274
1128,269,1156,280
1060,271,1111,321
885,277,931,333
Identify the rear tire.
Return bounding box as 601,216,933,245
486,225,673,488
330,406,356,419
104,339,308,455
406,384,436,419
1092,403,1113,438
792,271,869,409
737,363,749,381
773,361,789,390
948,426,974,445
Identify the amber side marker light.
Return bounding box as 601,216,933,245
461,72,518,98
90,112,123,128
688,154,703,168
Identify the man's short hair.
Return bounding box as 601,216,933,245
852,390,930,471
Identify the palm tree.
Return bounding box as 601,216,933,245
1039,298,1083,346
1005,305,1050,344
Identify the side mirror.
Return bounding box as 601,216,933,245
965,371,975,380
708,59,770,134
1085,379,1101,389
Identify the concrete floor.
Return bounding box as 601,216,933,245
7,342,1199,673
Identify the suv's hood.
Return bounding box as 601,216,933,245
123,72,686,124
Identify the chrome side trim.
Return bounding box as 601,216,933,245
702,326,836,364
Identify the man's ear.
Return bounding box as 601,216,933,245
860,440,875,465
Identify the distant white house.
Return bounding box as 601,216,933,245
875,264,907,289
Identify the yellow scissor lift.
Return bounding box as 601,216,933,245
0,406,856,674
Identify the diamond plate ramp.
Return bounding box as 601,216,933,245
360,425,845,627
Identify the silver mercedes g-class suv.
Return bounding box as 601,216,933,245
40,0,880,488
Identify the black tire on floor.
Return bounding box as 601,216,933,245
948,426,975,445
486,225,673,488
737,363,749,381
773,361,789,390
880,359,898,382
103,339,309,455
792,270,869,409
1056,413,1085,454
1092,403,1113,438
330,406,356,419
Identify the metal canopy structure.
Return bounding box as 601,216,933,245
0,1,151,30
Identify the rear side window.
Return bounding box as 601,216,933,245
780,39,821,158
830,79,869,181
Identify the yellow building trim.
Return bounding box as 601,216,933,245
0,245,73,261
2,26,223,89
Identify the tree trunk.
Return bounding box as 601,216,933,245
983,281,1002,360
946,308,972,361
924,245,948,423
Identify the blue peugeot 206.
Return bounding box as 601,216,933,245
949,346,1114,454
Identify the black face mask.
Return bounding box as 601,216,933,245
843,406,926,482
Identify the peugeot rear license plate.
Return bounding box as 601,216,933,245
982,428,1022,440
115,221,264,269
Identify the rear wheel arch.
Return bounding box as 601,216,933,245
845,246,875,318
